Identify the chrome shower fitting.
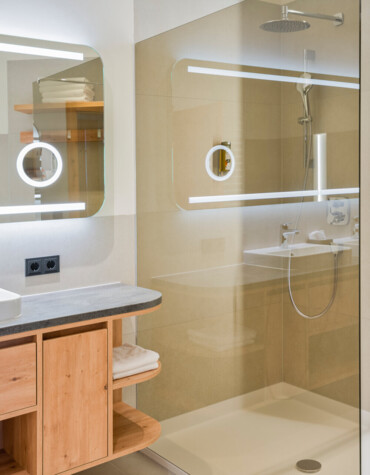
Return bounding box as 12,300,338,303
260,6,344,33
283,6,344,27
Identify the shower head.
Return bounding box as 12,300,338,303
260,5,344,33
260,6,310,33
260,19,310,33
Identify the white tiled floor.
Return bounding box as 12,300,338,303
80,452,174,475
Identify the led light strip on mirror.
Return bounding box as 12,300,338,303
189,188,360,204
0,43,83,61
188,66,359,90
0,203,86,215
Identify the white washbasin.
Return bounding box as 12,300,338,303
243,243,352,271
0,289,21,323
333,237,359,259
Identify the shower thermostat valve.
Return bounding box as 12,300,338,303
327,197,350,226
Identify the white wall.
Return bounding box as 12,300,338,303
134,0,245,42
0,0,136,295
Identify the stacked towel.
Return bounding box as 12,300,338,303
188,321,257,352
113,343,160,380
39,77,95,103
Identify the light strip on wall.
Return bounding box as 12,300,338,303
0,43,84,61
0,203,86,215
188,66,359,90
188,188,359,204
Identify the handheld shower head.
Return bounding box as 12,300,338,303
296,73,313,119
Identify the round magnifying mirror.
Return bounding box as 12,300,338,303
205,143,235,181
17,142,63,188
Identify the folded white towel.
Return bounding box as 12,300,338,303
113,343,160,375
113,362,159,380
40,86,94,96
39,77,90,88
41,90,95,99
41,95,94,103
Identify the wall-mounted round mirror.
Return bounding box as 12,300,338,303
205,144,235,181
17,142,63,188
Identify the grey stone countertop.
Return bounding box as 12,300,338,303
0,283,162,337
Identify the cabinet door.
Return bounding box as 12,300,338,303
43,329,108,475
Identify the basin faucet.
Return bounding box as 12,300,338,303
281,223,300,246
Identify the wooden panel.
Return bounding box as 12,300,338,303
35,334,42,475
112,362,162,390
0,449,29,475
0,343,36,416
113,402,161,455
107,321,114,457
3,412,37,475
43,329,108,475
112,320,123,405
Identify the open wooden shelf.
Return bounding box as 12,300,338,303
112,361,161,390
0,450,29,475
113,402,161,455
14,101,104,115
20,129,104,144
0,406,37,423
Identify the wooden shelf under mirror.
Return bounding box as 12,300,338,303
20,129,104,144
112,361,161,390
14,101,104,115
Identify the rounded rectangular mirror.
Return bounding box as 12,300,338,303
0,35,104,222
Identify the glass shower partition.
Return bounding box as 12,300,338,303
136,1,360,473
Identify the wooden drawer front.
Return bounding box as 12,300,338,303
0,342,37,416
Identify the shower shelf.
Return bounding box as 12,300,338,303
113,401,161,455
14,101,104,114
112,361,162,390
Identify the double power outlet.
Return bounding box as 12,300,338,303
25,256,60,277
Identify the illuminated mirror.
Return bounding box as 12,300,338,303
172,59,359,210
0,35,104,222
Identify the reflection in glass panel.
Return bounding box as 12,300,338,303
136,0,360,474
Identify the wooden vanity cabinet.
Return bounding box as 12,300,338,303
0,306,161,475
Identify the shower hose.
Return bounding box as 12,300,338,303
287,118,340,320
